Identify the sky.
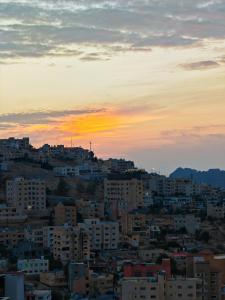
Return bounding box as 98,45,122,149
0,0,225,174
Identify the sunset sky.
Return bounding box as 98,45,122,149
0,0,225,174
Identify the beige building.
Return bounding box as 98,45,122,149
121,211,146,235
104,178,144,219
90,273,114,296
80,218,119,251
53,225,90,264
6,177,46,212
120,274,204,300
40,270,67,287
54,202,77,226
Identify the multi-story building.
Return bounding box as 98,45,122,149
0,137,30,150
207,203,225,219
26,290,51,300
0,205,27,224
6,177,46,213
120,274,204,300
68,262,90,295
54,202,77,226
89,272,114,296
4,272,25,300
80,219,119,251
53,225,90,264
174,214,200,234
120,274,165,300
17,257,49,275
123,259,171,279
0,228,24,248
166,277,204,300
43,226,59,251
121,211,146,235
24,226,43,246
40,271,67,287
104,178,144,219
104,158,135,172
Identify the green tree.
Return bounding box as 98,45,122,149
55,178,69,196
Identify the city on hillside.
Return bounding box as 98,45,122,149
1,137,225,300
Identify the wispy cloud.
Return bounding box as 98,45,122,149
0,108,104,125
180,60,220,70
0,0,225,61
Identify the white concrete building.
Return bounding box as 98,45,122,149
26,290,51,300
17,257,49,275
174,214,200,234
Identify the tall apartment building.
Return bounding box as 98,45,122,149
79,219,119,251
53,225,90,264
54,202,77,226
104,178,144,219
6,177,46,213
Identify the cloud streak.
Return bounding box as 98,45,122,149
0,0,225,61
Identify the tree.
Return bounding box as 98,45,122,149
55,178,69,196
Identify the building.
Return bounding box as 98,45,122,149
120,274,204,300
174,215,200,234
80,219,119,251
0,228,24,248
207,203,225,219
54,202,77,226
121,211,146,235
0,137,30,150
6,177,46,213
24,226,44,246
89,272,114,296
0,259,8,272
0,205,27,224
104,178,144,219
4,272,25,300
166,277,204,300
120,274,165,300
104,158,135,172
17,257,49,275
53,225,90,264
40,271,67,287
68,262,90,295
43,226,59,251
123,259,171,279
26,290,51,300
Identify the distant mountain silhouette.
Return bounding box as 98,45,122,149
170,168,225,188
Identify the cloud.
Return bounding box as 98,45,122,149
0,108,104,125
0,0,225,61
180,60,220,70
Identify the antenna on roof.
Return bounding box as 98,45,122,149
89,141,92,152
